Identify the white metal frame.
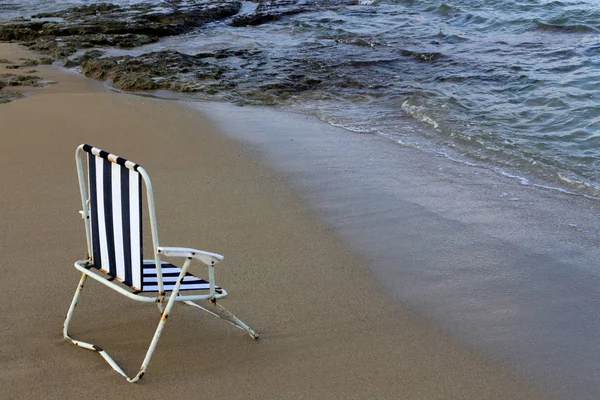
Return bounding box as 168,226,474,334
64,145,258,383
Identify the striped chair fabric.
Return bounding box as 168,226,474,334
84,145,220,293
142,261,221,292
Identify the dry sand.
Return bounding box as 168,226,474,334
0,43,552,399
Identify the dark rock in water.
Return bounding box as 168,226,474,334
73,47,327,100
58,33,159,50
0,1,242,62
33,3,122,19
230,12,281,27
0,73,43,87
400,49,443,62
230,0,310,27
195,48,261,59
30,1,243,37
230,0,356,27
112,34,158,48
0,0,373,105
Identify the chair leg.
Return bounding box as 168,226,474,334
63,273,132,380
183,299,259,339
63,272,179,383
127,284,180,382
63,273,87,341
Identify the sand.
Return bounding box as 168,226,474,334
0,43,551,399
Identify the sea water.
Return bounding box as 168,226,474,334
1,0,599,196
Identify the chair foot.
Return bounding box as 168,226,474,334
183,299,259,339
64,334,145,383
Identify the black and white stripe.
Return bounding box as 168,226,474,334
141,262,222,292
84,145,143,290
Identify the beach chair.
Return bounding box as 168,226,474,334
64,144,258,383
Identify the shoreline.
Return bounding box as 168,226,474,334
0,43,554,399
193,101,600,400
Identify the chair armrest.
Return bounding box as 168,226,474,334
157,246,224,266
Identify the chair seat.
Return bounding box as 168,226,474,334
141,261,222,293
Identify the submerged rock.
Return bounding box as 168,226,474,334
0,0,375,105
400,49,444,62
230,0,356,27
230,12,282,27
0,1,243,61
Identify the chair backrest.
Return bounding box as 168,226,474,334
80,144,144,290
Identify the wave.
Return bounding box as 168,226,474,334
401,100,440,129
429,3,460,15
535,21,599,33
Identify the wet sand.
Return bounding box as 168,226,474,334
0,43,551,399
197,102,600,400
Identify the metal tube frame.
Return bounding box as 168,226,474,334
66,145,258,383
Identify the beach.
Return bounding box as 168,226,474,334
0,43,554,399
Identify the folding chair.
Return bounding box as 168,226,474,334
64,144,258,383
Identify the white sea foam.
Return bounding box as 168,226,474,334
401,101,439,129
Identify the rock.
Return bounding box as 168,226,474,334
18,58,38,66
113,72,158,91
81,58,119,80
401,50,443,62
230,0,336,27
0,22,44,41
0,73,42,87
64,49,104,68
76,50,240,92
1,1,242,57
230,12,281,27
0,90,23,104
33,3,122,19
0,0,369,106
